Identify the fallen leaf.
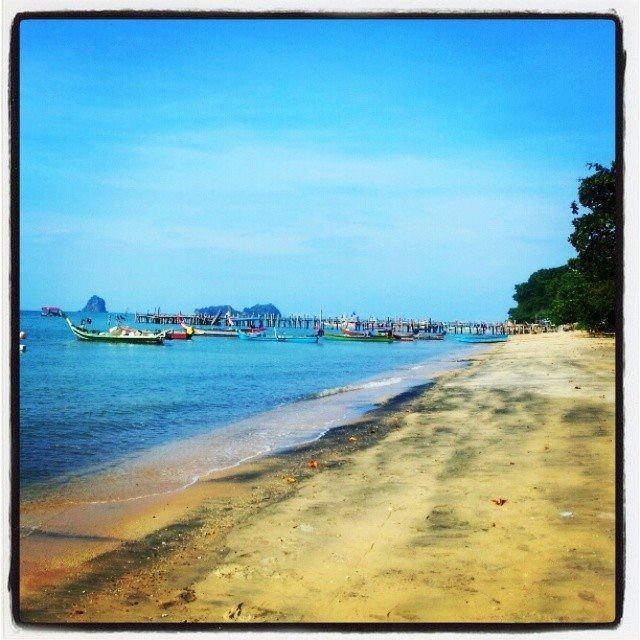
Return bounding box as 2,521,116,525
307,459,319,469
285,476,297,484
349,436,358,443
491,498,507,506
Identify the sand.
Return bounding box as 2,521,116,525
18,331,617,625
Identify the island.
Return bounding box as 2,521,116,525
194,303,281,317
82,295,107,313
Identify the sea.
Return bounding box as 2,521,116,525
18,310,484,506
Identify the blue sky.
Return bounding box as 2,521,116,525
19,18,616,320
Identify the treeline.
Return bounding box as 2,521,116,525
508,162,616,332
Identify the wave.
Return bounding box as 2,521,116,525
313,376,403,399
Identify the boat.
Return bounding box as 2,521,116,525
392,332,415,342
163,330,193,340
342,328,389,338
41,306,61,316
61,312,165,345
237,328,319,343
455,334,508,343
180,321,266,337
414,332,446,341
180,321,238,337
323,331,394,343
236,329,266,340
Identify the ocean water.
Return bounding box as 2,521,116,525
18,310,481,505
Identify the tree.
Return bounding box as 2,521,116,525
507,162,616,332
508,266,570,323
549,270,614,329
566,162,617,331
569,162,616,284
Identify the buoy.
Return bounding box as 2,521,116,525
19,331,26,340
19,344,26,352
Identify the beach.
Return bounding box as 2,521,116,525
19,331,617,624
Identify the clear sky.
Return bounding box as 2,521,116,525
19,17,616,320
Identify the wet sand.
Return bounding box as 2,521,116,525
19,331,617,625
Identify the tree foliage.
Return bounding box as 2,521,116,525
569,162,616,283
508,266,570,323
549,270,615,329
508,162,616,331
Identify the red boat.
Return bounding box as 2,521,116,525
164,330,192,340
41,306,61,316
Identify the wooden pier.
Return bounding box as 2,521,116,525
134,310,557,335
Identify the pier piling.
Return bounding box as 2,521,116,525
134,311,557,335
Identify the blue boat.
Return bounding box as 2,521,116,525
455,334,508,343
237,328,319,343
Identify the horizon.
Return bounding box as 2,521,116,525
20,301,553,324
18,17,616,319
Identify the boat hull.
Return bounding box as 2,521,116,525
323,332,394,343
237,330,318,343
181,322,237,337
164,331,192,340
455,334,508,343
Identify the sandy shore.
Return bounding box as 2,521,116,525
19,331,617,625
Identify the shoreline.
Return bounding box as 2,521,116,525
18,332,616,624
20,342,476,508
19,346,480,593
18,374,451,604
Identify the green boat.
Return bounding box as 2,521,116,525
61,312,165,345
323,331,394,343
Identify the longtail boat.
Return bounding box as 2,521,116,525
455,334,508,343
237,329,319,343
180,321,265,337
61,313,165,345
180,321,237,337
392,332,415,342
414,332,446,341
323,331,394,343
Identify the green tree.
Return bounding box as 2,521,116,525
569,162,616,283
508,266,570,323
549,270,614,329
507,162,616,332
566,162,616,331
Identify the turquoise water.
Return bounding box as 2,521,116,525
19,310,479,504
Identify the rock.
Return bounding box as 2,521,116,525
225,602,243,620
179,589,197,603
82,295,107,313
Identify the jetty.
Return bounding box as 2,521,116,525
134,310,558,336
